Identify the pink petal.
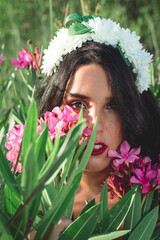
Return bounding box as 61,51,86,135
130,147,141,156
0,55,4,64
141,182,151,194
83,128,93,136
126,155,139,163
113,158,125,167
52,107,62,117
130,176,142,184
120,140,130,155
146,170,157,180
133,168,144,181
108,149,121,158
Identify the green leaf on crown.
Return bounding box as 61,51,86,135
68,22,92,36
66,14,83,27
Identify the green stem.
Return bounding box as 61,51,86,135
49,0,53,38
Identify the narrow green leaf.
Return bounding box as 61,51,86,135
0,148,19,195
21,143,39,231
89,230,130,240
59,204,101,240
35,126,48,171
100,181,108,221
123,186,141,239
67,139,86,178
41,182,57,212
78,119,97,172
95,186,137,234
69,22,92,36
21,100,37,163
21,143,38,202
143,190,154,216
35,171,83,239
0,109,11,131
151,227,160,240
79,199,96,216
4,185,20,215
0,212,13,240
128,206,159,240
65,195,75,219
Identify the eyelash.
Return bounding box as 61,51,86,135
68,100,117,111
68,101,87,110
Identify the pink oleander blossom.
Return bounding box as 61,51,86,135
130,162,157,194
5,125,25,173
11,47,40,71
0,55,4,64
108,140,141,167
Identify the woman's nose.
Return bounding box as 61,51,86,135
87,108,104,133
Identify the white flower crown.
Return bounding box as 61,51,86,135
41,14,153,93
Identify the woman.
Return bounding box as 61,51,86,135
38,14,160,238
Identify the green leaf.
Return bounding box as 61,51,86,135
67,139,86,178
82,15,102,22
128,206,159,240
66,13,83,26
0,109,11,131
143,190,154,216
38,121,85,183
35,171,83,239
95,186,137,234
69,22,92,36
0,212,13,240
21,143,38,202
0,148,19,195
151,227,160,240
79,199,96,216
41,182,57,212
89,230,130,240
100,181,108,221
65,195,75,219
59,204,101,240
21,100,37,163
4,185,20,215
35,126,48,171
21,143,39,231
123,186,141,239
78,119,97,172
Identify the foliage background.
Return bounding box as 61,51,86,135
0,0,160,112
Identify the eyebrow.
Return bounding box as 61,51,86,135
65,93,91,100
65,92,115,102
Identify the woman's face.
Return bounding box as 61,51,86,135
64,64,123,173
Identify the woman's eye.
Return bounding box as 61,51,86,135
69,101,86,110
106,102,117,110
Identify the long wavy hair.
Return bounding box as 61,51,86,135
38,41,160,163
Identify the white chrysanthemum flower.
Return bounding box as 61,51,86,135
41,16,153,93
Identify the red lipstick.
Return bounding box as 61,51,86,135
91,142,107,156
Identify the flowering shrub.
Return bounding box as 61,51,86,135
11,46,40,72
5,105,80,173
108,140,160,196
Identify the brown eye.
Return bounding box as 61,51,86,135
69,101,86,110
106,102,117,110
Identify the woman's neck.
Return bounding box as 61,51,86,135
80,166,111,193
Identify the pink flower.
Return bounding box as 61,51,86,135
130,162,157,194
11,47,40,71
153,170,160,188
5,125,25,173
0,55,4,64
108,140,141,167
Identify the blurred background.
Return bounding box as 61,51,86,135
0,0,160,111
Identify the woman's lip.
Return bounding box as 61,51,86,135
91,142,108,156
